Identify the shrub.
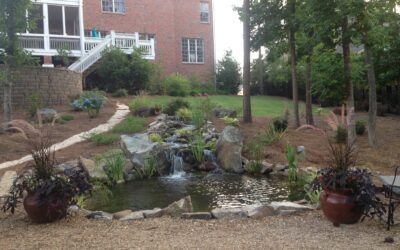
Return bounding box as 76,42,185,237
191,108,205,129
133,157,157,179
112,116,145,134
96,48,152,94
335,125,347,144
176,128,193,137
129,95,150,114
112,88,129,97
272,117,288,132
103,151,126,183
163,98,190,116
245,141,263,174
61,114,74,122
190,134,206,163
189,75,216,95
164,74,190,97
85,133,119,145
356,120,366,135
149,133,163,143
71,90,107,118
223,116,239,126
176,108,192,121
147,63,164,95
29,93,42,118
197,97,218,119
260,123,286,145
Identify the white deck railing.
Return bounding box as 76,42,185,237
68,31,155,73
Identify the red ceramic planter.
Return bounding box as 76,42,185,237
320,189,363,226
23,193,68,223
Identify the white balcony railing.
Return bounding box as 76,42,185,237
69,31,156,73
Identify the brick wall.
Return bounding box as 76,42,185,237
0,67,82,107
83,0,215,82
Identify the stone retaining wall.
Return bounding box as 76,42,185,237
0,67,82,107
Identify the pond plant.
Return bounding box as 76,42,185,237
1,137,92,223
311,139,385,226
71,90,107,118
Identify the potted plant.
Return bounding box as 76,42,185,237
1,137,92,223
312,140,385,226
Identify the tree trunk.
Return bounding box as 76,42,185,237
243,0,252,123
364,43,378,148
305,56,314,125
342,17,356,145
258,49,264,95
289,0,300,127
2,66,12,132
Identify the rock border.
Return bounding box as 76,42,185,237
0,103,130,171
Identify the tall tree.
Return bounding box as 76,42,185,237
288,0,300,127
0,0,32,131
216,50,242,94
242,0,252,123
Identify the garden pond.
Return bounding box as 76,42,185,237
87,172,295,213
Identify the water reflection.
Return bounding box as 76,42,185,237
87,173,291,213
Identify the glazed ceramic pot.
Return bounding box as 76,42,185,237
320,189,363,226
23,192,68,223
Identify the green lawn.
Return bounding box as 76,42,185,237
140,95,324,118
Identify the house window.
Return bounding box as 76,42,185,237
200,2,210,23
102,0,126,14
65,7,80,36
182,38,204,63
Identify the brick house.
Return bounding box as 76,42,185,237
14,0,215,83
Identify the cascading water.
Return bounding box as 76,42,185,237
170,153,186,178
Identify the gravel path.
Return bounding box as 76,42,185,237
0,211,399,250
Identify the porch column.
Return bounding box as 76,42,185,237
42,4,53,68
79,0,85,55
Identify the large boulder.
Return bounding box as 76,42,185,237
162,196,193,217
121,133,170,175
213,108,237,118
216,126,244,173
79,157,108,181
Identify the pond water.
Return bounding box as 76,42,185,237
87,172,292,213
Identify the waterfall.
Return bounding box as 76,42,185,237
168,151,186,178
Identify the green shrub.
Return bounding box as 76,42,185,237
147,63,164,95
112,88,129,97
287,145,298,183
128,95,150,114
245,141,264,174
223,116,239,126
164,74,190,97
71,90,107,118
112,116,145,134
189,75,216,95
197,97,218,119
85,133,119,145
260,123,286,145
335,125,347,144
149,133,163,143
191,108,205,129
61,114,74,121
272,117,288,132
96,48,152,94
356,120,367,135
176,108,192,121
103,151,126,183
163,98,190,116
190,135,206,163
134,157,157,179
29,93,42,118
176,128,193,137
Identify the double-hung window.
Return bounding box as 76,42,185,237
102,0,126,14
182,38,204,63
200,2,210,23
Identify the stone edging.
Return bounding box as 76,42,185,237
0,103,130,172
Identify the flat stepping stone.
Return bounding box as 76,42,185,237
0,171,17,198
181,212,213,220
380,176,400,194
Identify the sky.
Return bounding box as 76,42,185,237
213,0,244,66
